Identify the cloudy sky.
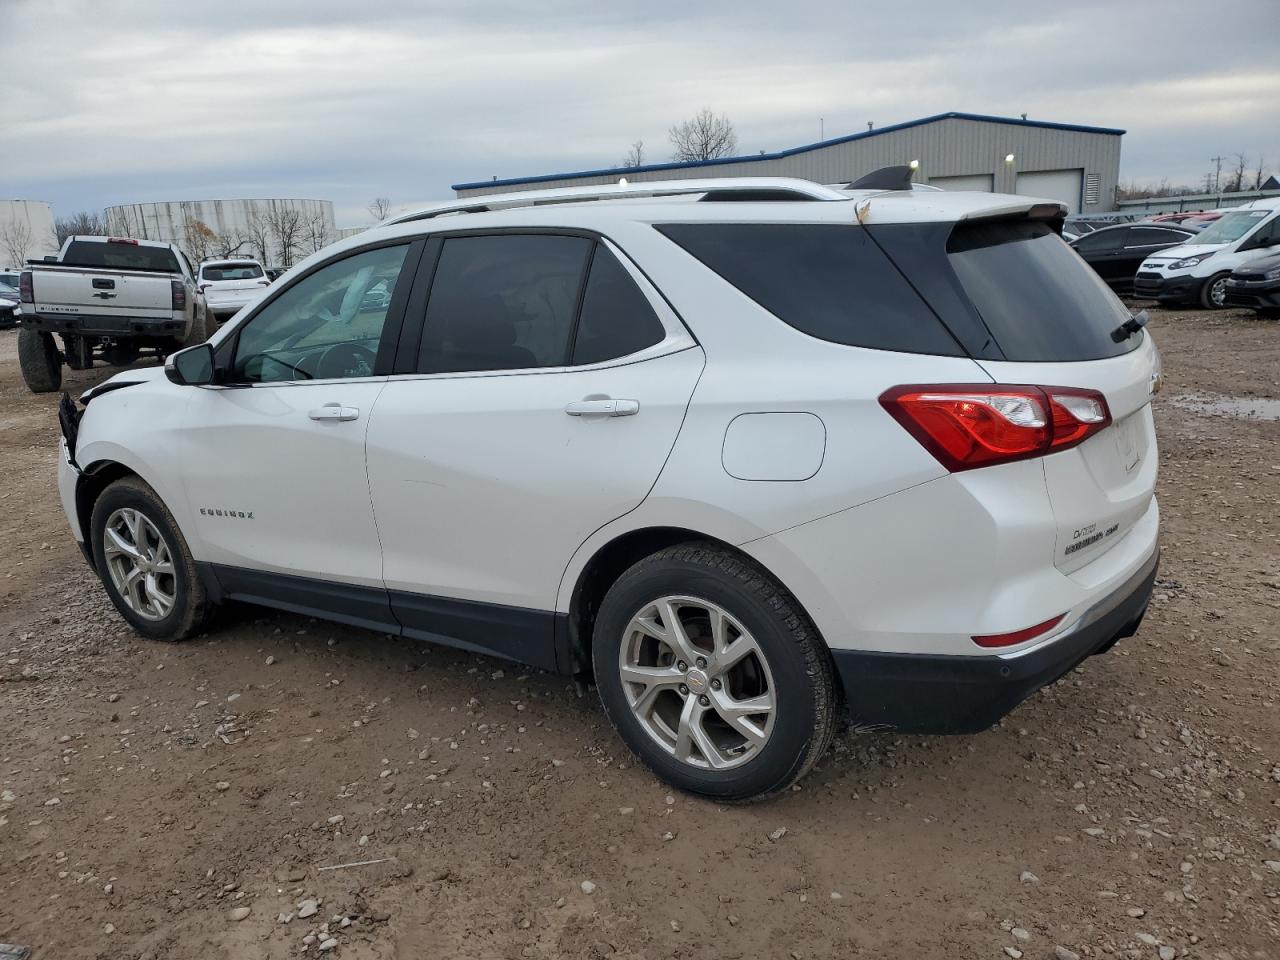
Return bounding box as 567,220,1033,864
5,0,1278,227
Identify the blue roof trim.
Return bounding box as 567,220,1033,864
452,112,1126,191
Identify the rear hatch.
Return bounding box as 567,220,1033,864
870,215,1160,573
201,263,267,304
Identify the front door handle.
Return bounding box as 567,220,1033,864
564,398,640,418
308,403,360,422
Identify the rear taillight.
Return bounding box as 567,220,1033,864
879,384,1111,472
972,614,1066,648
19,270,33,303
171,280,186,311
107,237,139,245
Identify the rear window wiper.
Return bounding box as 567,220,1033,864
1110,309,1149,343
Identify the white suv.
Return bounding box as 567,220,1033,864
197,258,271,323
55,176,1161,801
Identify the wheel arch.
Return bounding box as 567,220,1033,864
75,460,145,545
561,525,822,682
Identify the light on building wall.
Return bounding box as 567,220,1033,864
618,177,629,187
1004,153,1016,164
909,159,920,170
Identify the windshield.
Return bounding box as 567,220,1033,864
1188,210,1271,245
0,283,17,300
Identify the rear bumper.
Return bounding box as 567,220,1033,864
206,299,254,318
1133,273,1200,303
25,312,187,338
832,547,1158,733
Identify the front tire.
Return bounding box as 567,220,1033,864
1199,271,1231,309
593,543,838,802
17,328,62,393
90,476,211,641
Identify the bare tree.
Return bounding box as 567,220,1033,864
619,139,645,168
212,228,249,259
669,109,738,162
106,206,141,238
1,218,34,266
54,210,108,247
306,213,333,253
367,197,392,221
1227,153,1248,193
265,203,306,267
1254,156,1267,191
182,218,219,261
245,210,274,265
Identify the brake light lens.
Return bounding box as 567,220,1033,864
107,237,139,246
879,384,1111,471
171,280,187,311
972,614,1066,648
19,270,33,303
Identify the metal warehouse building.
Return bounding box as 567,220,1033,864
455,112,1123,215
102,198,337,265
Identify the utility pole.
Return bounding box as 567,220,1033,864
1210,155,1224,193
820,117,824,141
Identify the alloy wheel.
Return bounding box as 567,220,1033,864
619,596,776,770
102,508,177,621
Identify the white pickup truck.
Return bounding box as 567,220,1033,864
17,235,207,393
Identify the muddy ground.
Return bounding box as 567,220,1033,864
0,307,1277,960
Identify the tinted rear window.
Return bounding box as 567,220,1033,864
63,240,180,273
946,221,1136,361
202,263,264,281
657,223,961,356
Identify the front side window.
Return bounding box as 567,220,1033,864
232,244,409,383
417,234,593,374
1073,229,1123,252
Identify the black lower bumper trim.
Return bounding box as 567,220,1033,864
832,550,1159,734
1133,275,1199,303
25,313,186,338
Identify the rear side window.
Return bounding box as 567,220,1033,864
572,247,666,365
418,235,593,374
657,223,961,355
946,220,1133,361
63,240,180,273
202,263,264,281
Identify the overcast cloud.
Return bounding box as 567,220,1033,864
4,0,1277,226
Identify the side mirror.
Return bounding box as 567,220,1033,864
165,343,216,386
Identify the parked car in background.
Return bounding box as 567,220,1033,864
1134,200,1280,308
0,281,20,329
265,267,287,282
56,176,1161,801
1069,223,1194,294
1,270,21,289
16,235,207,393
1177,212,1224,232
198,258,272,323
1064,218,1100,236
1222,250,1280,317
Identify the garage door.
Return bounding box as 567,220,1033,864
930,174,993,192
1016,169,1083,214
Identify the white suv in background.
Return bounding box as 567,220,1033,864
198,258,271,323
55,175,1161,801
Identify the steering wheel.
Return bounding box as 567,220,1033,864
315,342,377,380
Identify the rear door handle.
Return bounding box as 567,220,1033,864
308,403,360,422
564,398,640,417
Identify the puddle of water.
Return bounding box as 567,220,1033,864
1167,393,1280,422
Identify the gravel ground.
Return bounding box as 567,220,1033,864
0,307,1277,960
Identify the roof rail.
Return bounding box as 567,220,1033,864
387,177,849,225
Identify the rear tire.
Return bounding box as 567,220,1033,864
179,314,207,351
17,328,62,393
592,543,838,802
90,476,211,641
1199,271,1231,309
